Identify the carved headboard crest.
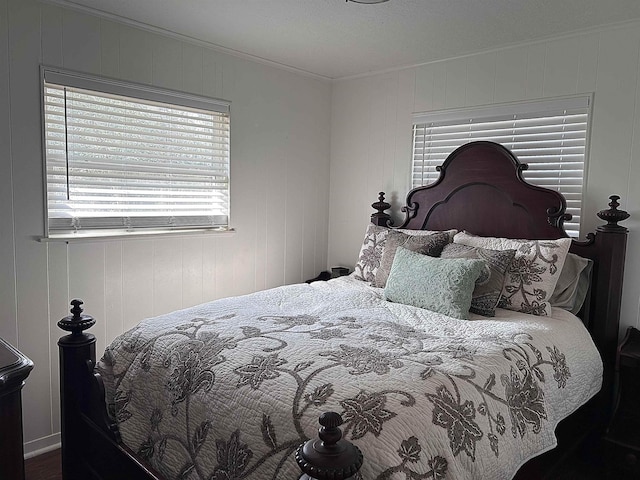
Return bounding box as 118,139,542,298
389,141,571,240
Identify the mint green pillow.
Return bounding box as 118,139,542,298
384,247,486,320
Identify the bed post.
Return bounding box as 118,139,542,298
592,196,629,412
371,192,392,227
295,412,363,480
58,299,97,479
58,300,163,480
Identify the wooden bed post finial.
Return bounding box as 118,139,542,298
597,195,630,232
371,192,392,227
58,299,96,336
295,411,363,480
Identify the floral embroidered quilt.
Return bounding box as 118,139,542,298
98,276,602,480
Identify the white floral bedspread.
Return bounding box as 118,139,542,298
98,276,602,480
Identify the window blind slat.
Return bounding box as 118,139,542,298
43,70,231,233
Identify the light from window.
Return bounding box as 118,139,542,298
411,96,592,237
41,67,230,236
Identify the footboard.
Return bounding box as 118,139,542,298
57,300,363,480
58,300,164,480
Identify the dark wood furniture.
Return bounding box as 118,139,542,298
56,141,629,480
58,301,165,480
604,327,640,478
295,412,363,480
305,270,332,283
305,267,351,283
0,337,34,480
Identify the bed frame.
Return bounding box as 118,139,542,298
57,141,629,479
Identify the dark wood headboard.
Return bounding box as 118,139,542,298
371,141,629,412
395,141,569,238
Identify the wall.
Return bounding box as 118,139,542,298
329,24,640,333
0,0,331,455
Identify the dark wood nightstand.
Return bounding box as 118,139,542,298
605,327,640,478
0,337,34,480
305,267,351,284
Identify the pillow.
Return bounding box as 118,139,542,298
571,260,593,315
384,247,486,320
398,228,458,242
441,243,516,317
453,232,572,316
354,224,389,283
353,224,453,283
374,231,450,288
550,253,593,315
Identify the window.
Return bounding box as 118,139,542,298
411,96,592,237
41,67,230,237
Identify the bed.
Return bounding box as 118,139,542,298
57,141,629,480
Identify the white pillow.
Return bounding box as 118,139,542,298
549,253,593,314
453,232,572,316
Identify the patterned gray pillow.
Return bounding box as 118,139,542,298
441,243,516,317
453,232,572,316
374,231,450,288
354,224,389,283
354,225,455,284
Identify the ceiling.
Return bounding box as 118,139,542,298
59,0,640,80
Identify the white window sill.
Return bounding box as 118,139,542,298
39,228,236,243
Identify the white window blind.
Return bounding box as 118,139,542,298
412,96,592,237
42,68,230,235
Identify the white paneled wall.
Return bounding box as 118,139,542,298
0,0,331,454
5,0,640,459
329,25,640,336
0,0,16,348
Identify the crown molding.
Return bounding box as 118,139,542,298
335,17,640,82
38,0,332,82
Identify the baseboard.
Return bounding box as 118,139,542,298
23,433,61,459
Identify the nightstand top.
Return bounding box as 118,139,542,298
0,338,33,391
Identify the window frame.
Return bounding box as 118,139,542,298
39,66,231,240
410,94,593,238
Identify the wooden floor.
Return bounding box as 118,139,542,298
25,449,62,480
24,446,606,480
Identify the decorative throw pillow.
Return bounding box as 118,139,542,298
453,232,572,316
353,224,389,283
354,224,453,284
550,253,593,315
374,231,451,288
441,243,516,317
398,228,458,242
384,247,486,320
